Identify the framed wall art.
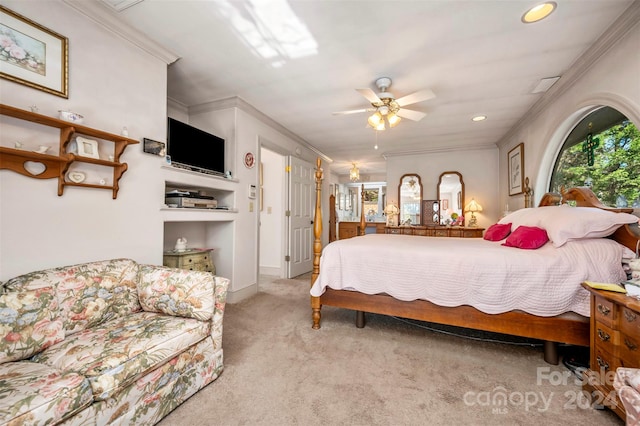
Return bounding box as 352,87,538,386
76,137,100,159
508,143,524,196
0,6,69,98
143,138,166,156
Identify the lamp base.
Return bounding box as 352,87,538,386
468,214,478,227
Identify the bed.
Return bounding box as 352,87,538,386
309,159,640,364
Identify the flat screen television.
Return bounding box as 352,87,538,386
167,117,225,175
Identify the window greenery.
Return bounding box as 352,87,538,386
549,107,640,207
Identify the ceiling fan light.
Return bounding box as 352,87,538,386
387,113,401,127
375,121,385,131
367,112,382,127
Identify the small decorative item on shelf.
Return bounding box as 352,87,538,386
99,178,107,185
121,126,129,137
76,136,99,159
29,105,38,113
174,237,187,252
14,141,23,149
34,145,49,154
58,110,83,124
67,171,86,183
108,155,115,162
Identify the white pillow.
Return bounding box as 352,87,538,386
498,205,639,247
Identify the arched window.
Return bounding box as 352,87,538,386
549,106,640,207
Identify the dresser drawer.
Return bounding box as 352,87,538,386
620,333,639,367
594,296,615,328
592,345,620,381
594,321,618,354
386,227,401,234
434,229,448,237
621,307,639,335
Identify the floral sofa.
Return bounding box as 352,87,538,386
0,258,229,425
614,368,640,426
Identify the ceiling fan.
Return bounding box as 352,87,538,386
333,77,435,130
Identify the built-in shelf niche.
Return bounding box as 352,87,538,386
163,221,233,279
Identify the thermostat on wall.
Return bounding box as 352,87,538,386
248,184,256,199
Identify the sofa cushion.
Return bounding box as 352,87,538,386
4,259,142,336
138,265,215,321
32,311,211,401
0,287,64,363
0,360,93,425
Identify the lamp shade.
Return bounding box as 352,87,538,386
465,198,483,213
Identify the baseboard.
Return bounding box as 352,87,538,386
259,266,281,276
226,282,258,303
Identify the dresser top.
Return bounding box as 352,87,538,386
581,282,640,311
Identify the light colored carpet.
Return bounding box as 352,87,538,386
158,274,622,426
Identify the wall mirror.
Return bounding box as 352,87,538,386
344,182,387,222
437,171,464,225
398,174,422,225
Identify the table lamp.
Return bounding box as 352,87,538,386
384,203,399,227
464,198,483,227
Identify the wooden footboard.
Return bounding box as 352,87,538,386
310,158,638,362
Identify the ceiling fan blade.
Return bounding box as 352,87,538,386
356,88,382,104
396,108,427,121
395,89,436,107
332,108,372,116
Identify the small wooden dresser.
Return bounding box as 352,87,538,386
581,284,640,421
163,248,215,274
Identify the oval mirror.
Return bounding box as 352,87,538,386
437,171,464,225
398,174,422,225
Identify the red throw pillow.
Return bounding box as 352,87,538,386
483,223,512,241
502,226,549,249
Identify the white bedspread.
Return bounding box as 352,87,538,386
310,234,634,317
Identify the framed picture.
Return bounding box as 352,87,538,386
0,6,68,98
76,136,100,159
143,138,166,156
508,143,525,196
442,199,448,210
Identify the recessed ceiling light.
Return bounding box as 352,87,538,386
472,115,487,122
522,2,557,23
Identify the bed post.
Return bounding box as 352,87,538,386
359,184,366,236
311,158,323,329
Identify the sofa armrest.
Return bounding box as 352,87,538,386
137,265,226,322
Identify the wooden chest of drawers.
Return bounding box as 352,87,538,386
163,248,215,274
581,284,640,421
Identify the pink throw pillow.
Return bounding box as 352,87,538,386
502,226,549,249
483,223,512,241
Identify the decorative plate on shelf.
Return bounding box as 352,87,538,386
244,152,255,169
68,171,86,183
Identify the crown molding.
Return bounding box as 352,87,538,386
167,97,188,115
62,0,179,64
189,96,332,163
496,0,640,149
382,142,497,159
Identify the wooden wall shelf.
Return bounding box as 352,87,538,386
0,104,139,198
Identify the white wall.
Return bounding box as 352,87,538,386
498,20,640,208
386,147,500,228
0,0,168,279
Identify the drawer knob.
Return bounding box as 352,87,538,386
597,304,611,316
596,356,609,370
624,338,638,351
597,329,610,342
624,310,637,323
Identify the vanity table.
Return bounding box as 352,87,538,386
385,226,484,238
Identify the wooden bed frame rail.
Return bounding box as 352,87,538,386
310,158,640,364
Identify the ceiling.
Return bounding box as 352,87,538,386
93,0,634,177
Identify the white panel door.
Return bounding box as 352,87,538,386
287,156,314,278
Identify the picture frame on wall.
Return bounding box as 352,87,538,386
508,143,525,196
143,138,166,156
0,5,69,98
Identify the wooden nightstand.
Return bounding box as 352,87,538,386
163,248,215,274
581,283,640,422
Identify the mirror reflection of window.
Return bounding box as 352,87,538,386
399,174,422,225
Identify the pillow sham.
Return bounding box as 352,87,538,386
498,205,638,247
502,226,549,250
483,223,512,241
